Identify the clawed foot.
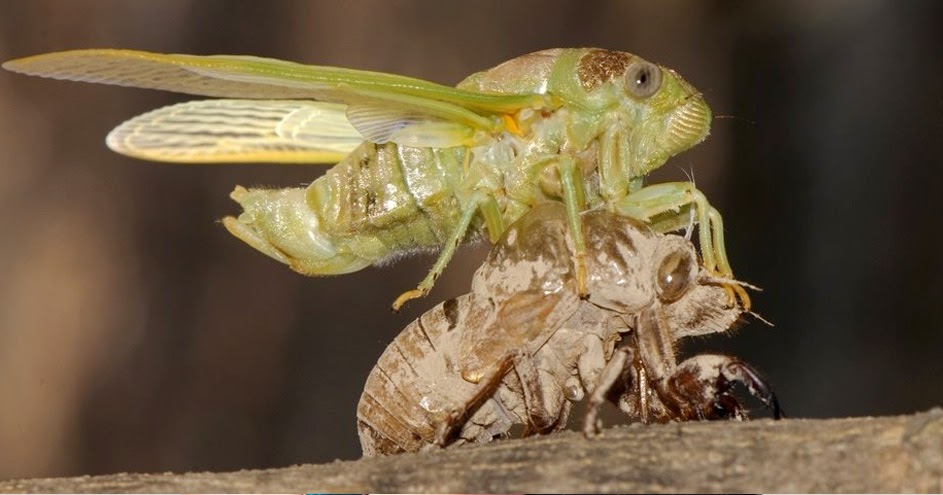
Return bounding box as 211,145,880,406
433,409,465,447
702,271,757,312
669,354,784,421
722,280,752,311
392,287,427,312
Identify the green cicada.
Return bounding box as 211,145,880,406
3,48,748,309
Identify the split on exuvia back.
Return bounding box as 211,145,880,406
3,47,748,310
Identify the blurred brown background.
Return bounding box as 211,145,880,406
1,0,941,480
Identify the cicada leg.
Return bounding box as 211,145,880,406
557,155,589,297
614,181,750,310
435,350,566,446
582,345,633,438
433,353,517,447
392,192,505,311
512,352,568,435
666,354,784,420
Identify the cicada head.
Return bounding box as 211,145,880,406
579,206,743,338
660,279,745,339
572,49,712,178
649,235,745,339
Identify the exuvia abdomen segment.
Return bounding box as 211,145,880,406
223,141,469,275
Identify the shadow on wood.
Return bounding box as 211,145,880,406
2,408,941,493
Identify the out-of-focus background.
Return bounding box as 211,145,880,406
1,0,941,480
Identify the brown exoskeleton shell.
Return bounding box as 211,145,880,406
356,203,781,456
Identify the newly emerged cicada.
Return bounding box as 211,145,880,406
357,203,780,456
3,48,745,309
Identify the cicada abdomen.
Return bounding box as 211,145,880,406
225,142,469,275
357,295,495,455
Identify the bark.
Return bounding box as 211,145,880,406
2,409,941,493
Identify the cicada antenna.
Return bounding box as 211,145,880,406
713,114,756,125
747,310,774,327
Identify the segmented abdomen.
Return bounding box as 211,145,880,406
357,295,484,456
307,142,467,264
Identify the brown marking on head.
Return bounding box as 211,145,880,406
577,49,631,90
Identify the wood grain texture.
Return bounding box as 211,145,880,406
2,408,941,493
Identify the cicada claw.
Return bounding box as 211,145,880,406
703,272,758,312
392,288,427,312
724,282,752,311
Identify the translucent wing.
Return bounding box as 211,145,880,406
3,49,549,148
105,100,363,163
344,102,475,148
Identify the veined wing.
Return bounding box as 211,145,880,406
3,49,550,146
106,100,363,163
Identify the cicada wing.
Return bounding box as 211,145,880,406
2,50,318,99
106,100,363,163
345,101,476,148
4,49,548,148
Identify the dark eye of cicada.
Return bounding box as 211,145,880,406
655,249,695,302
625,61,663,99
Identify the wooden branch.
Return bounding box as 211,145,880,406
3,409,941,493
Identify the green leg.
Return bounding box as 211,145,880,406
557,155,589,296
478,194,506,244
615,181,748,308
648,204,731,280
615,181,720,272
392,191,498,311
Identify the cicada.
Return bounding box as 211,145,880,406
3,48,745,309
357,203,780,456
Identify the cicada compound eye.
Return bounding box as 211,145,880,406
624,61,663,99
655,249,696,303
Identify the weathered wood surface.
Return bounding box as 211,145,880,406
2,409,941,493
